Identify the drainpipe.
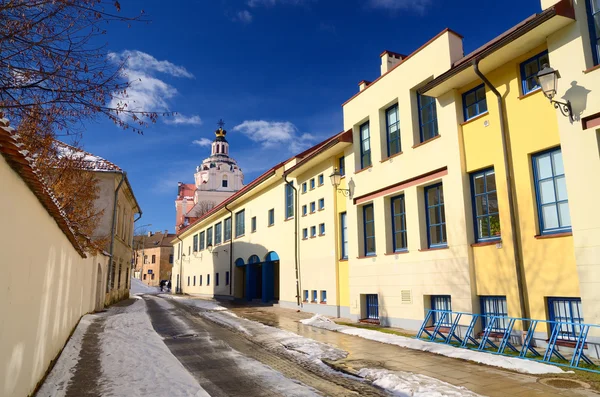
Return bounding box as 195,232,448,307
225,204,234,297
107,172,126,295
284,174,301,309
473,60,530,327
175,235,184,294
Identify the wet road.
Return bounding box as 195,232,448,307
143,295,391,397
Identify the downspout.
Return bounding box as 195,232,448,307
284,174,301,309
175,235,184,294
225,204,234,297
473,60,530,326
107,172,126,294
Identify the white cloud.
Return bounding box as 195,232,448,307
233,120,316,152
109,50,194,78
368,0,431,12
165,114,203,125
234,10,253,23
192,138,213,147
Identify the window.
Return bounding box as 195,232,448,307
216,273,219,286
188,246,191,256
533,148,571,234
588,0,600,65
206,227,213,247
200,275,203,285
224,217,232,241
318,174,324,186
366,294,379,320
312,290,317,302
268,209,274,226
226,271,230,285
251,216,257,233
321,290,327,303
359,121,371,168
431,295,452,326
143,274,147,280
339,156,345,177
462,84,487,121
310,226,316,237
302,182,307,193
340,212,348,259
386,104,401,157
222,175,228,188
310,179,315,190
151,255,156,264
310,202,316,213
303,290,308,302
548,298,583,341
285,183,294,218
117,264,122,288
151,273,155,280
417,94,438,142
318,198,324,210
235,210,245,237
302,205,307,216
215,222,222,245
169,254,173,264
480,296,508,332
144,255,148,264
471,168,500,241
363,204,376,256
187,276,190,286
193,234,198,252
391,195,407,252
199,231,206,250
193,276,196,286
319,223,325,235
520,51,549,94
302,228,308,239
207,274,210,286
425,183,447,248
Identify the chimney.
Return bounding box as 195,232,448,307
380,50,405,75
147,231,152,237
164,229,168,234
358,80,371,92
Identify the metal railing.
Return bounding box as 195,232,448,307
416,309,599,373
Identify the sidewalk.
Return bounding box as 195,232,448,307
220,301,598,397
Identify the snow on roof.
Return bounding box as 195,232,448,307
55,141,122,172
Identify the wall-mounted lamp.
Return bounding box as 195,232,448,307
536,64,573,122
207,244,228,256
329,167,350,197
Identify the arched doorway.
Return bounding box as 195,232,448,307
234,258,246,299
95,263,104,311
247,255,261,301
264,252,280,302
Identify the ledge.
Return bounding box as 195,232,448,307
284,217,294,222
268,224,274,228
460,111,489,126
302,238,308,241
320,302,327,305
412,134,441,149
356,255,377,259
318,208,325,212
234,234,245,240
339,258,348,262
380,151,404,163
534,232,572,239
419,246,449,252
471,239,501,247
584,63,600,74
384,250,409,255
318,233,325,237
355,165,373,174
310,236,316,239
518,88,542,100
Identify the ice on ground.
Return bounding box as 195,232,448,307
36,316,94,397
301,315,563,375
130,277,160,295
160,293,227,311
99,299,210,397
359,368,482,397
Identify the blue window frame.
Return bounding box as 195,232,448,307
310,179,315,189
471,168,500,241
285,183,294,218
360,121,371,169
533,148,571,235
319,223,325,235
310,202,315,213
425,183,447,248
251,216,257,232
520,50,549,95
216,273,219,286
391,195,407,252
366,294,379,320
318,174,324,185
206,227,213,247
224,217,232,241
587,0,600,65
318,198,324,210
302,205,307,216
225,271,230,285
321,290,327,303
363,204,376,256
303,290,308,301
235,210,245,237
215,222,222,245
462,84,487,121
417,93,438,142
312,290,317,302
431,295,452,326
303,228,308,239
207,274,210,286
268,209,274,226
199,231,206,250
480,296,508,332
339,157,345,176
548,298,584,341
386,104,401,157
340,212,348,259
193,234,198,252
302,182,307,193
310,226,316,237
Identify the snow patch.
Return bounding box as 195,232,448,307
301,315,563,375
160,294,227,311
130,277,160,295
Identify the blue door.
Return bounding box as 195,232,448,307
366,294,379,320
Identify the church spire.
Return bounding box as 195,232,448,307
215,119,227,141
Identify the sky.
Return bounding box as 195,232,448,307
80,0,542,234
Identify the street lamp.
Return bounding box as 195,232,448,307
329,167,350,197
536,64,573,121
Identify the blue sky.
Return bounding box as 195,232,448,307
80,0,541,234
